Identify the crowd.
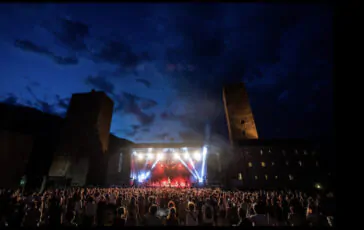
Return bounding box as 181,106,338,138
0,187,335,227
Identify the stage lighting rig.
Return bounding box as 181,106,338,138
137,153,144,160
193,152,201,161
157,153,164,160
184,153,189,160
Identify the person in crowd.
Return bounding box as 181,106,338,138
114,206,126,227
287,205,306,226
185,202,198,226
165,207,179,226
249,202,270,226
142,204,163,226
201,198,214,226
83,196,96,226
235,206,252,227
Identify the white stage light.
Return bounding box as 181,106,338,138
184,153,189,160
174,153,180,159
147,153,154,159
157,153,164,160
137,154,144,160
193,152,201,161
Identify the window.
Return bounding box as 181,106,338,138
268,149,272,153
240,119,245,125
298,161,302,167
282,150,286,156
265,174,268,180
295,149,298,154
248,162,253,167
260,149,263,155
261,162,266,167
255,176,258,180
272,162,275,166
289,174,294,180
275,175,278,179
238,173,243,180
316,161,319,167
286,161,289,166
304,150,308,155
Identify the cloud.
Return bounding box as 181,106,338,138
136,78,151,88
93,40,151,69
51,17,90,52
114,92,156,126
55,95,70,110
141,128,150,132
125,125,140,137
83,74,157,126
85,75,115,95
179,130,203,142
25,86,56,114
14,39,79,65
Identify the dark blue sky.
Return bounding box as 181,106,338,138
0,3,333,143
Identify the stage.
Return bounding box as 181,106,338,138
129,146,208,187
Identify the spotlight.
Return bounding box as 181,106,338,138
193,152,201,161
184,153,189,160
174,153,180,159
147,153,154,159
157,153,164,160
137,154,144,160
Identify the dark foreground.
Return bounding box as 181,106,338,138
0,187,335,227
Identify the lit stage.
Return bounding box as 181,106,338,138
130,146,208,187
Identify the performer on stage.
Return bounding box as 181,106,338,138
168,177,171,188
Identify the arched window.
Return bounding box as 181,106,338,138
260,149,263,155
289,174,294,180
248,162,253,167
286,161,289,166
298,161,302,167
275,175,278,179
272,162,275,166
261,162,266,167
255,176,258,180
265,175,268,180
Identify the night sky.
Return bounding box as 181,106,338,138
0,3,333,143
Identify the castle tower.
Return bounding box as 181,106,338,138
49,90,113,186
223,83,258,144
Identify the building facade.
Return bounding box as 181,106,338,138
228,140,331,190
222,83,333,191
